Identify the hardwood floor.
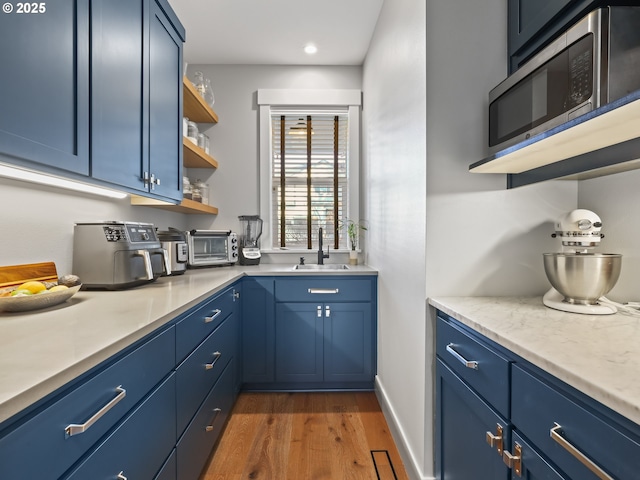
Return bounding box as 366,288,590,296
201,392,409,480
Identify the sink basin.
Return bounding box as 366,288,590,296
293,264,350,270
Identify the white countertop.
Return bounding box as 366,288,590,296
0,264,376,424
429,296,640,427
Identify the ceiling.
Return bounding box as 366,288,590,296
167,0,384,66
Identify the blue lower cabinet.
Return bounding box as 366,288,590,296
275,303,324,382
155,449,177,480
177,360,235,480
176,316,234,437
435,359,510,480
0,326,175,480
242,277,275,384
64,373,177,479
509,431,567,480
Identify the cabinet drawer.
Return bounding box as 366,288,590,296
275,277,373,302
436,315,510,418
65,373,176,480
0,325,175,480
177,360,235,480
176,315,235,437
512,364,640,480
176,286,235,361
155,449,176,480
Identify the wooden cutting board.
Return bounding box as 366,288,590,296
0,262,59,288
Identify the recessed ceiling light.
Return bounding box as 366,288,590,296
304,44,318,55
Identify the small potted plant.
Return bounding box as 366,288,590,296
345,219,367,265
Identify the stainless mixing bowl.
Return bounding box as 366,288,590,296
543,253,622,305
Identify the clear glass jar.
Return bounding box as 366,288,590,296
187,121,198,144
183,176,192,199
204,78,215,107
182,117,189,137
197,133,206,150
193,71,206,99
203,134,210,155
194,179,209,205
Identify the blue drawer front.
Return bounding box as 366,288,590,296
64,373,177,479
0,326,175,480
512,364,640,480
176,286,235,362
154,448,176,480
177,360,235,480
274,277,374,302
436,315,510,418
176,315,235,437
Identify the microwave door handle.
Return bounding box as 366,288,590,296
134,250,154,280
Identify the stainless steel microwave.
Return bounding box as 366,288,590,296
489,7,640,155
185,230,238,267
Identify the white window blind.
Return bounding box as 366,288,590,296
271,112,349,249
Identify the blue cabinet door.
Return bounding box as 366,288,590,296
275,303,324,383
147,0,183,202
323,302,373,383
90,0,182,200
90,0,145,192
436,358,510,480
0,0,89,175
242,278,275,384
510,431,567,480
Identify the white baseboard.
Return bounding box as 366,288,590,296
374,376,435,480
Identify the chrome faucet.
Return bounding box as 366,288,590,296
317,227,330,265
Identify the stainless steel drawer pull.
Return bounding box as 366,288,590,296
550,423,613,480
308,288,339,294
446,343,478,370
205,309,222,323
117,472,127,480
65,386,126,437
205,408,222,432
205,351,222,370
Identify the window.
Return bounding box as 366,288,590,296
258,89,361,252
271,112,349,250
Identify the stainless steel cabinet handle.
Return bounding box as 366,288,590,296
550,423,613,480
205,408,222,432
325,305,331,317
205,351,222,370
308,288,339,294
65,386,126,437
317,306,322,318
445,343,479,370
205,309,222,323
117,472,127,480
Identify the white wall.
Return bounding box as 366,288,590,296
0,177,187,274
183,65,362,234
578,169,640,303
362,0,427,478
364,1,577,478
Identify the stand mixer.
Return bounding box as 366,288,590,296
543,209,622,315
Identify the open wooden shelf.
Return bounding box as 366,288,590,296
183,77,218,123
183,137,219,169
131,195,219,214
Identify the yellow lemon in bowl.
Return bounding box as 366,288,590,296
16,281,47,294
48,285,69,292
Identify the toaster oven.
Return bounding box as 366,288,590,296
185,230,238,267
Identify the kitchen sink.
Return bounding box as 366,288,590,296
293,264,350,270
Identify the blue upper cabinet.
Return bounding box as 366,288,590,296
0,0,90,175
508,0,599,73
91,0,184,202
